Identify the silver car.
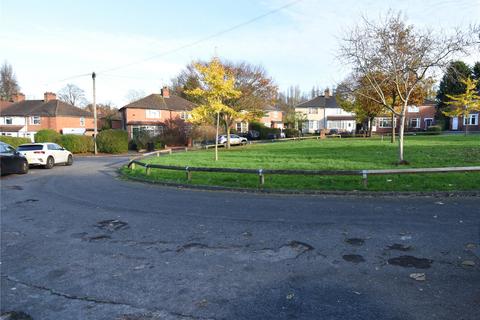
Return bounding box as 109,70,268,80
217,134,248,146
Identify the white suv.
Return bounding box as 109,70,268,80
17,143,73,169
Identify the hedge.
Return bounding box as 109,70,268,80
97,129,128,154
0,136,31,148
59,135,94,153
34,129,61,143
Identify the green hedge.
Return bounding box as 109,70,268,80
59,135,94,153
0,136,31,148
34,129,61,143
249,121,281,139
97,129,128,154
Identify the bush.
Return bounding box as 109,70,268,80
132,131,151,151
59,135,94,153
0,136,31,148
97,129,128,154
249,121,281,139
284,128,300,138
427,125,442,132
35,129,61,143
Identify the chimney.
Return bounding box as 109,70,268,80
324,88,331,97
161,86,170,98
44,92,56,102
11,92,25,103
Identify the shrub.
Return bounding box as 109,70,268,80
284,128,300,138
0,136,31,148
35,129,61,143
97,129,128,154
59,135,94,153
132,131,151,151
249,121,281,139
427,125,442,132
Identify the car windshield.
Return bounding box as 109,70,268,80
18,145,44,151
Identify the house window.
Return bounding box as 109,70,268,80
409,118,420,128
146,109,160,119
5,117,13,124
377,117,395,128
424,118,434,128
132,125,163,138
273,111,278,118
408,106,419,113
80,117,85,127
180,111,189,120
308,120,318,130
30,116,41,125
464,114,478,126
308,108,318,114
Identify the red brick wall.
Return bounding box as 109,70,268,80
26,116,94,132
374,104,437,133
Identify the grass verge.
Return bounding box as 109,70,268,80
121,135,480,192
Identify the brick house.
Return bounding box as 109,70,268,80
0,92,94,141
447,109,480,132
234,106,284,133
371,100,437,134
119,87,196,139
295,90,356,133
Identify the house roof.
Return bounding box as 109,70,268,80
120,94,196,111
295,95,339,109
0,100,13,113
1,100,93,118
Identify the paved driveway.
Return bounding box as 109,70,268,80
1,156,479,320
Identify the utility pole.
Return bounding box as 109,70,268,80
92,72,98,155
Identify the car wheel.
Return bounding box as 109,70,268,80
45,156,54,169
241,141,247,145
66,155,73,166
19,160,29,174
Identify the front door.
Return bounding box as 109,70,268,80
452,117,458,130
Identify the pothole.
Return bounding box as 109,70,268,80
388,255,433,269
84,234,112,241
0,311,33,320
342,254,365,263
387,244,412,251
345,238,365,246
95,220,129,232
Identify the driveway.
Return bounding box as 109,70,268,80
1,156,479,320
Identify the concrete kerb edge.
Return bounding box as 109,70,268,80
118,168,480,198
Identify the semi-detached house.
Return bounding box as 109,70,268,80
295,90,356,133
0,92,94,141
119,87,196,139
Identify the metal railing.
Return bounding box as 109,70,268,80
127,157,480,188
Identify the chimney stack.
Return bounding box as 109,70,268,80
324,88,331,97
161,86,170,98
44,92,56,102
11,92,25,103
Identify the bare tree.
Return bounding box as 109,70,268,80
125,89,146,103
0,61,20,101
339,12,469,164
58,84,88,107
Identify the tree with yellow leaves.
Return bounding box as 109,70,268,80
186,58,241,161
442,77,480,135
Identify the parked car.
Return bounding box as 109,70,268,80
17,143,73,169
217,134,248,146
0,142,29,175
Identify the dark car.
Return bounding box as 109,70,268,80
0,141,29,175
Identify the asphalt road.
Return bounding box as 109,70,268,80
1,156,479,320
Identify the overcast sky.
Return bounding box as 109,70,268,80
1,0,479,107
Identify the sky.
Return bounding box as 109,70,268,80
1,0,479,107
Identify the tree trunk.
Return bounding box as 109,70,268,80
398,113,406,164
464,113,468,136
215,111,219,161
391,113,396,143
368,117,374,138
226,126,231,149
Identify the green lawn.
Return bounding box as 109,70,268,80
122,135,480,192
